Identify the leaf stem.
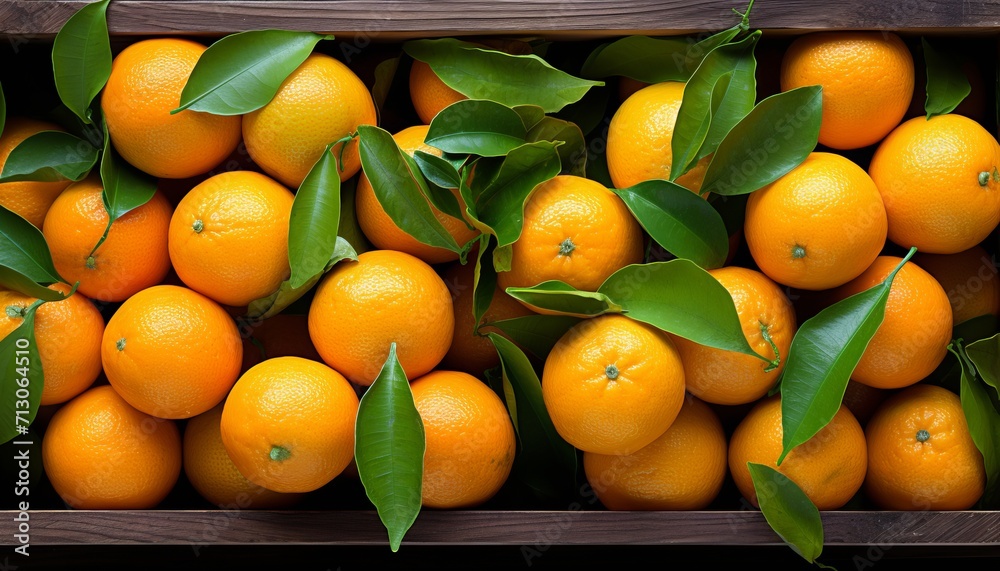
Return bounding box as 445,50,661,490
86,217,114,265
760,320,781,373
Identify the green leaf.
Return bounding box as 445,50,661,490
0,206,64,298
425,100,527,157
174,30,330,115
372,56,400,116
288,143,341,289
954,314,998,345
922,38,972,119
506,280,622,317
0,268,65,302
51,0,111,124
401,152,467,227
0,131,99,183
513,105,546,131
553,86,609,138
488,334,577,499
99,118,157,223
404,38,602,113
526,117,587,177
356,343,425,552
951,342,1000,508
357,125,462,254
473,234,497,327
701,85,822,196
612,180,729,269
778,249,915,464
747,463,824,564
413,150,463,190
967,333,1000,398
247,237,356,320
337,178,373,255
489,314,581,360
474,141,562,247
0,301,45,445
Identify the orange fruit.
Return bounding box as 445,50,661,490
355,125,478,263
411,370,516,508
102,285,243,419
184,404,304,508
744,152,888,290
834,256,952,389
409,60,466,124
606,81,712,192
0,118,73,228
869,114,1000,254
168,171,294,307
781,32,914,150
43,176,173,302
240,313,323,373
41,385,181,509
671,267,796,406
0,283,104,406
542,314,686,455
308,250,454,385
496,175,644,295
915,246,1000,325
728,396,867,510
438,260,533,376
243,53,377,188
102,38,242,179
865,384,985,510
583,395,727,510
221,356,359,493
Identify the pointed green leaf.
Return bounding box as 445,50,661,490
337,178,373,255
99,118,157,222
967,334,1000,397
0,301,45,444
52,0,111,124
413,150,463,190
513,105,546,131
553,86,609,138
526,117,587,177
425,100,527,157
506,280,620,317
372,56,400,116
0,131,99,183
356,343,425,552
951,342,1000,508
492,243,512,274
701,85,822,196
404,38,602,113
174,30,330,115
612,180,729,269
778,250,915,464
0,206,64,296
247,237,356,320
922,38,972,119
475,141,561,247
0,268,66,302
748,462,824,564
490,314,581,360
401,151,468,227
289,143,341,289
473,234,497,327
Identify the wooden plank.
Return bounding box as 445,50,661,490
2,0,1000,37
10,510,1000,546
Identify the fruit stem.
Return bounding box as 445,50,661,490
116,338,126,351
193,219,204,234
605,364,619,381
916,429,930,443
86,218,114,265
791,245,806,259
759,321,781,373
5,305,23,318
270,445,291,462
978,171,990,187
558,238,576,257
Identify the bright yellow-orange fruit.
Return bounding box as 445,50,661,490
168,171,294,307
0,118,73,228
728,397,867,510
583,396,727,510
411,370,516,508
781,31,914,150
102,38,241,179
869,114,1000,254
221,357,359,493
542,314,686,455
243,53,377,188
865,384,985,510
409,60,467,124
42,385,181,509
914,246,1000,324
102,285,243,419
744,152,887,290
308,250,454,385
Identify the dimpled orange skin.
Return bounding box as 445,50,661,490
221,357,359,493
184,404,304,508
781,32,914,150
869,115,1000,254
168,171,294,307
356,125,479,264
834,256,952,389
865,384,985,510
744,152,888,291
914,246,1000,324
308,250,455,386
606,81,711,192
583,396,727,510
542,314,686,455
243,53,377,188
101,39,241,179
0,283,104,405
43,177,173,302
728,397,867,510
41,386,181,509
670,267,797,406
0,118,73,228
411,370,516,508
497,175,644,295
409,60,467,124
102,285,243,419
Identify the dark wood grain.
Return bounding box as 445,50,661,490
2,0,1000,37
7,510,1000,546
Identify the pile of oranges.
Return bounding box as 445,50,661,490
1,27,997,519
